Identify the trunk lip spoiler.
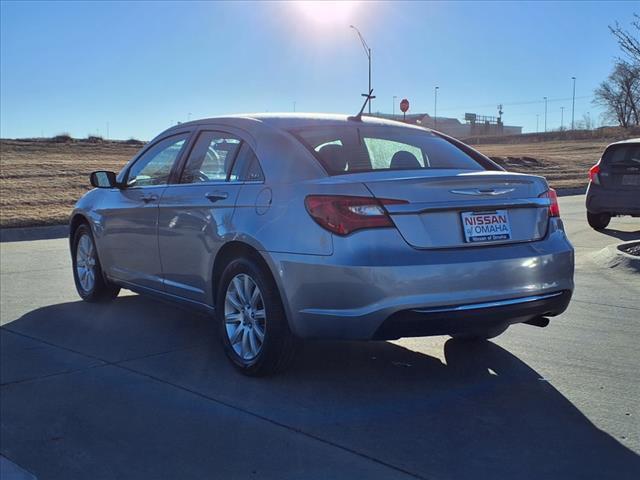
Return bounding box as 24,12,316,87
449,188,516,196
385,197,551,214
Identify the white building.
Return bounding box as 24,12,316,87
370,113,522,139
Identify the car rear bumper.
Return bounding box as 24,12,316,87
263,218,574,340
586,183,640,215
373,290,572,339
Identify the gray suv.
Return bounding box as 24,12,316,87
586,138,640,230
70,114,574,375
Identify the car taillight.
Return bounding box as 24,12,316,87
304,195,407,235
589,163,601,185
539,188,560,217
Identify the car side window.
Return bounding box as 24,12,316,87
231,144,265,182
181,131,242,184
127,134,188,187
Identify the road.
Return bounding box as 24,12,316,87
1,194,639,479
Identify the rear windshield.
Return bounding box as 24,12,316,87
290,125,485,175
602,144,640,166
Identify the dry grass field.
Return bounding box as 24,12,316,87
1,140,142,228
0,137,614,228
475,139,607,189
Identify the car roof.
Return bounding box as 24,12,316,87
167,113,430,134
608,137,640,146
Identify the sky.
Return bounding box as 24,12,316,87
0,0,637,139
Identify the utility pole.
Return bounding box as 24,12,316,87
543,97,548,132
434,86,439,130
571,76,576,130
560,107,564,131
393,95,397,118
350,25,372,114
293,101,296,112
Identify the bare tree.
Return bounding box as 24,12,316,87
594,62,640,127
609,14,640,63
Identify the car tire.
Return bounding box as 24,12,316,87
451,325,508,341
216,256,297,376
72,223,120,302
587,211,611,230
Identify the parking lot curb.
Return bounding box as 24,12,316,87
592,241,640,273
0,225,69,243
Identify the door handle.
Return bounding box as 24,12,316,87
141,194,158,203
205,192,229,203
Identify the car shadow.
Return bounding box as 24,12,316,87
599,227,640,241
2,296,639,479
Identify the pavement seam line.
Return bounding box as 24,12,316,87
571,299,640,311
0,452,39,479
0,326,208,386
113,362,431,480
1,327,106,362
1,266,69,275
0,363,105,387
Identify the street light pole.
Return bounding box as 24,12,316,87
350,25,372,114
571,76,576,130
434,86,439,130
393,95,397,118
543,97,548,133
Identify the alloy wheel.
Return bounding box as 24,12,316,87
76,233,96,292
224,273,266,361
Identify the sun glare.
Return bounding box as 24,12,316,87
294,1,359,26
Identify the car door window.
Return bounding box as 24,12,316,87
127,134,188,187
231,144,265,182
181,131,242,184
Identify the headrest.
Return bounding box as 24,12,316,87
318,144,347,172
390,150,421,169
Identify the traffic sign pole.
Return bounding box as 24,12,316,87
400,98,409,121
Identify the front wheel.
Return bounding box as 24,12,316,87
216,256,297,376
72,224,120,302
587,211,611,230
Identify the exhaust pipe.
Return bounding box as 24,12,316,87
525,316,550,328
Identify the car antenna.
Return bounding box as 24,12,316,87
348,89,376,122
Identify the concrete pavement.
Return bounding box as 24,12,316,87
1,195,639,479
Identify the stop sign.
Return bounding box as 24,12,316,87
400,98,409,113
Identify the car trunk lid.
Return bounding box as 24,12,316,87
361,170,550,249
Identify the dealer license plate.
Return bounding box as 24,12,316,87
461,210,512,243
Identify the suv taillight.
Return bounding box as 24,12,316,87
304,195,407,235
589,163,601,185
539,188,560,217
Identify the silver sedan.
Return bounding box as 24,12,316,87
70,114,574,375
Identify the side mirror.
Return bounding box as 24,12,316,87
90,171,118,188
